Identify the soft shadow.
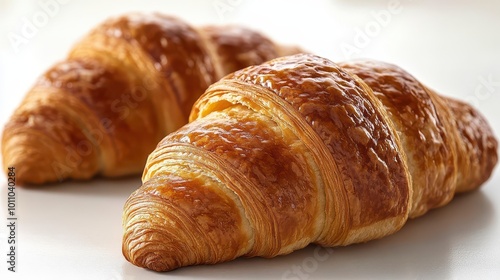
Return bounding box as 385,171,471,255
18,175,142,198
144,189,495,279
323,189,495,279
0,175,142,255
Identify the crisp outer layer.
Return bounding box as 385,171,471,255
99,13,219,119
164,106,322,256
2,12,299,184
444,96,498,192
2,97,101,183
123,170,251,271
39,56,162,175
226,54,411,244
339,60,458,217
122,53,498,272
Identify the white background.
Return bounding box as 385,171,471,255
0,0,499,279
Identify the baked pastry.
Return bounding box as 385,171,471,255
122,54,497,271
1,13,300,184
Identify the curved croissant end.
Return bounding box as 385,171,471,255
123,54,495,271
1,13,301,185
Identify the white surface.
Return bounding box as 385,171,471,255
0,0,499,279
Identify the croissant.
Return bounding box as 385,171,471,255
1,13,300,184
122,53,498,272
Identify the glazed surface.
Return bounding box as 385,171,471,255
1,13,299,184
123,54,497,271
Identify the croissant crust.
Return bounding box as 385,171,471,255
1,13,300,184
123,54,498,271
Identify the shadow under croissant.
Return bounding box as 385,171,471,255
120,188,494,279
0,178,137,255
16,176,142,198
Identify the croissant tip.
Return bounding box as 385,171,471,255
144,258,172,272
123,248,178,272
2,128,100,185
2,150,58,185
122,226,182,272
6,148,87,186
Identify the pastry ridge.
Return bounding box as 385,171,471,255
1,13,300,184
122,54,498,271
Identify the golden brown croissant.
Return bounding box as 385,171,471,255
1,13,300,184
122,54,497,272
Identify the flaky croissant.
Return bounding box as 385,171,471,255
122,54,497,272
1,13,300,184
